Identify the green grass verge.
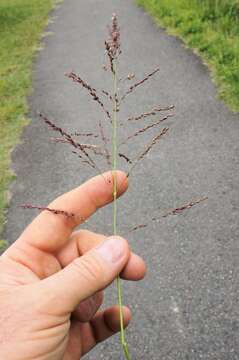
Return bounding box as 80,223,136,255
0,240,7,252
136,0,239,112
0,0,56,237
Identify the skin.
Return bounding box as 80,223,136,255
0,171,146,359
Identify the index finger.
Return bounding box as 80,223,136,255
16,171,128,252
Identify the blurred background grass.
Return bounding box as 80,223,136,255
0,0,55,245
137,0,239,112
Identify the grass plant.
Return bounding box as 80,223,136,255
23,14,173,359
22,14,207,359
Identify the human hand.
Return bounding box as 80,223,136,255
0,171,146,359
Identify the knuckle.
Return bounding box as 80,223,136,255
72,254,106,286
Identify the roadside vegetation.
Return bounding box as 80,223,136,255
137,0,239,112
0,0,55,244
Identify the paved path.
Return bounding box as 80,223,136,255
3,1,239,359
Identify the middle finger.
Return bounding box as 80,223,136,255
56,229,146,281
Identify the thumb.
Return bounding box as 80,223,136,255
37,236,130,313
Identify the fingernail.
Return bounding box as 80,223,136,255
95,237,126,264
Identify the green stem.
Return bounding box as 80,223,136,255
112,61,132,360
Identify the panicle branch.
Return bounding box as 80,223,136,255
50,137,107,157
102,89,113,102
120,73,136,82
137,127,169,161
118,153,132,164
121,114,173,145
121,67,160,101
128,105,174,122
128,197,208,233
71,131,99,138
39,113,97,169
126,127,169,177
20,204,75,218
66,72,111,121
98,119,111,166
162,197,208,217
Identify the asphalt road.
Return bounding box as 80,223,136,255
3,1,239,359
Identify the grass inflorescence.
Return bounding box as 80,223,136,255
22,13,207,359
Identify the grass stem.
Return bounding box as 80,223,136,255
112,61,132,360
